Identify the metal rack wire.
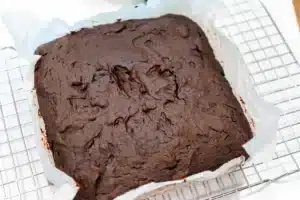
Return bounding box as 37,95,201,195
0,0,300,199
0,48,52,199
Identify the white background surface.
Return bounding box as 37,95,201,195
242,172,300,200
1,0,300,199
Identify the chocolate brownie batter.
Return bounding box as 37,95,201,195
34,14,252,200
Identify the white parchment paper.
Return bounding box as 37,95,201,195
2,0,281,199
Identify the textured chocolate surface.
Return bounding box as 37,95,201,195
34,14,252,200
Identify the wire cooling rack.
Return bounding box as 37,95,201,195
0,0,300,199
0,51,52,199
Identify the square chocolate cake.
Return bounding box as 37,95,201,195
34,14,252,200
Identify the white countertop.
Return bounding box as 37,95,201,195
240,171,300,200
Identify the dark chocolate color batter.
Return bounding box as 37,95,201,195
34,14,252,200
